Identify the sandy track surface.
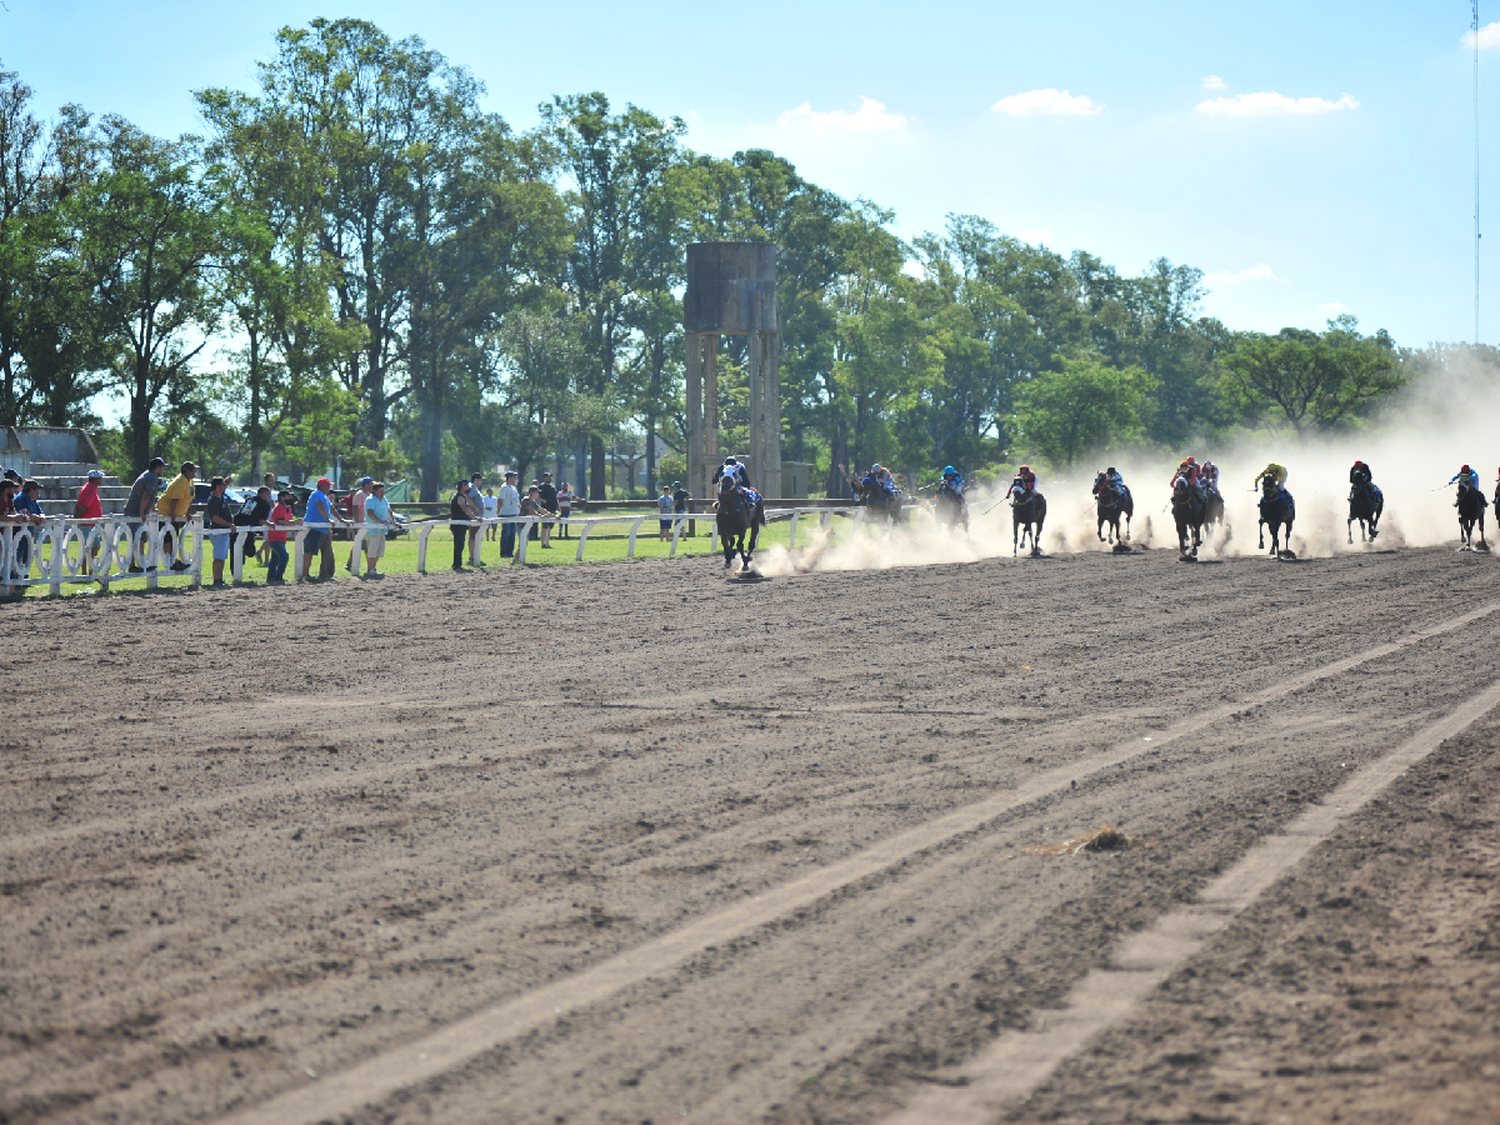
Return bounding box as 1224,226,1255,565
2,541,1498,1124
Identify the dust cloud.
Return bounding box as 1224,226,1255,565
754,357,1497,574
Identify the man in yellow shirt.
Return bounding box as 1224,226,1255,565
157,460,196,570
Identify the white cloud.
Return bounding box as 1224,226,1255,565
991,89,1102,116
1201,74,1227,90
778,96,908,133
1205,263,1287,284
1016,228,1053,245
1463,21,1500,49
1197,91,1359,116
902,260,926,280
1316,301,1349,314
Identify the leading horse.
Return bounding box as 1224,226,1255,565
1257,479,1296,558
1347,479,1383,543
1011,490,1047,556
1457,483,1488,549
714,476,766,569
1092,473,1132,545
1172,478,1207,558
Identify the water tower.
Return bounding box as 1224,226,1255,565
683,243,780,499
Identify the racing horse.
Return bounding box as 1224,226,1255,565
1011,489,1046,556
1347,479,1383,543
855,478,905,527
933,480,969,536
714,474,766,569
1172,478,1207,558
1457,483,1488,549
1092,473,1132,545
1203,486,1226,533
1257,478,1296,558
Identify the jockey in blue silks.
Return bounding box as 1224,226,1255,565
713,456,761,507
939,465,965,497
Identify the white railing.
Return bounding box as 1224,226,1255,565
0,507,872,595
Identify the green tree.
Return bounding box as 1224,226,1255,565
540,92,687,499
1219,316,1404,438
71,116,220,470
1012,355,1156,469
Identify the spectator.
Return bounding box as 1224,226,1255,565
362,481,394,576
482,487,498,541
556,479,574,538
464,472,486,564
673,480,693,537
156,461,196,571
10,478,45,577
450,479,473,571
265,488,296,584
74,469,105,574
498,470,521,558
346,476,374,572
519,485,546,550
658,483,675,540
204,475,235,587
0,477,29,592
302,477,343,580
537,471,558,548
262,471,276,494
123,456,165,570
2,467,19,485
239,485,273,565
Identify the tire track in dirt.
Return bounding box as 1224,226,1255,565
215,600,1500,1125
883,677,1500,1124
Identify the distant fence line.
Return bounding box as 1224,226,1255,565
0,507,871,595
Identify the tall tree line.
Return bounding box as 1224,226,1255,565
0,20,1411,496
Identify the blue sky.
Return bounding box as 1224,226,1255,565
2,1,1495,347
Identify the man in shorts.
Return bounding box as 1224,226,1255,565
362,481,394,576
203,475,235,586
302,477,341,579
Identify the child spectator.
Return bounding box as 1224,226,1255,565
658,483,675,540
556,480,574,538
482,487,498,541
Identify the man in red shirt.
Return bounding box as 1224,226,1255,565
73,469,105,574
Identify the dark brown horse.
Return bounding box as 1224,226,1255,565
1347,480,1383,543
1257,479,1296,558
1458,484,1488,549
1012,490,1046,556
1092,473,1132,545
714,475,766,569
1172,478,1207,558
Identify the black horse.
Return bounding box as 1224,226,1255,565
1457,484,1488,549
1257,479,1296,558
1347,480,1383,543
1172,479,1207,558
1203,487,1226,533
933,481,969,536
1011,490,1046,556
715,476,766,569
855,479,905,526
1092,474,1132,545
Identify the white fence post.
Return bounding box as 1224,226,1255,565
416,522,435,574
574,520,590,562
46,518,64,597
627,516,647,558
231,527,246,584
469,520,483,566
350,527,368,574
669,513,686,557
516,519,532,564
191,518,205,588
292,526,309,581
788,510,799,549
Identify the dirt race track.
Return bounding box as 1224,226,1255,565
4,541,1500,1125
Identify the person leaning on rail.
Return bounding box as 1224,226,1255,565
203,475,235,587
450,479,475,571
156,461,196,571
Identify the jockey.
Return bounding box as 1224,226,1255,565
1450,464,1481,493
1170,458,1201,494
1198,459,1220,495
714,456,760,505
1350,460,1382,502
939,465,965,497
1008,465,1037,501
1254,462,1288,493
1094,467,1129,501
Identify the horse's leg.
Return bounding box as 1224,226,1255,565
1258,518,1266,551
1347,515,1354,545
